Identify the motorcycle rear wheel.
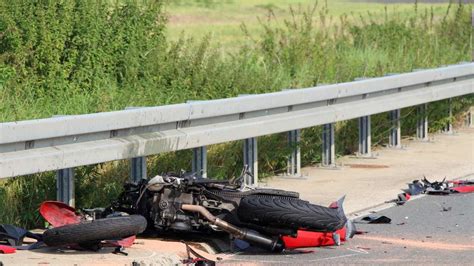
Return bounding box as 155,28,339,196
237,195,346,232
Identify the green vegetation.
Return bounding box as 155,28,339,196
0,0,472,228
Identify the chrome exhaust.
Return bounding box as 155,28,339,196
181,204,284,252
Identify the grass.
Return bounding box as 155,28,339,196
165,0,454,50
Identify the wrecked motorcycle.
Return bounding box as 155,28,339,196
43,168,351,251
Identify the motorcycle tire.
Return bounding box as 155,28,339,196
43,215,147,246
237,195,346,232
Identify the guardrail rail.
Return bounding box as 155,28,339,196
1,63,473,204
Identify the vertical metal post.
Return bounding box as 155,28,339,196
389,109,401,148
53,114,75,207
124,107,148,182
287,130,301,176
57,168,75,207
322,123,336,166
192,146,207,178
130,156,147,183
358,116,372,156
469,107,473,128
243,138,258,186
416,104,429,141
443,98,453,134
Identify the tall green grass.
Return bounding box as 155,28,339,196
0,1,472,228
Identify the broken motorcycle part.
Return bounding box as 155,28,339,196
181,204,284,252
103,168,348,252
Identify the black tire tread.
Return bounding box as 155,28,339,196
43,215,147,246
237,195,346,232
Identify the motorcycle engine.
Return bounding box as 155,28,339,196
151,187,198,231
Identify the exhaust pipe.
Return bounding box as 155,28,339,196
181,204,284,252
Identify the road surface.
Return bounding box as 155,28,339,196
224,192,474,264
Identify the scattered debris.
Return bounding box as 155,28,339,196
357,215,391,224
0,245,16,254
385,193,411,205
441,207,452,212
0,225,43,250
112,246,128,256
450,185,474,193
407,180,425,195
424,178,474,195
403,178,474,197
181,241,217,266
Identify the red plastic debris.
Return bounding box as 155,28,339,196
282,227,348,249
39,201,81,227
451,185,474,193
105,236,136,248
405,193,411,200
0,244,16,254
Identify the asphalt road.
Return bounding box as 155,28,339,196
224,192,474,265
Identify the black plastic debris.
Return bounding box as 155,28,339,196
423,177,450,195
113,246,128,256
0,224,42,249
407,180,425,195
357,215,391,224
385,193,411,205
441,206,452,212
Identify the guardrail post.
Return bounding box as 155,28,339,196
468,107,473,128
186,101,208,178
192,147,207,178
358,116,372,157
124,107,148,182
52,115,75,207
130,157,147,183
443,98,453,134
322,123,336,166
416,104,429,141
243,138,258,186
287,130,301,176
389,109,402,148
57,168,75,207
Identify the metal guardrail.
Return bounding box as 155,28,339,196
1,63,473,179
